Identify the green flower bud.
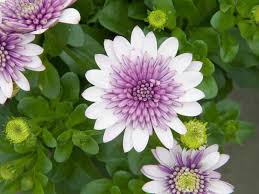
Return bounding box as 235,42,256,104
21,175,34,191
0,163,16,180
180,120,207,149
251,5,259,24
147,9,167,30
5,118,30,144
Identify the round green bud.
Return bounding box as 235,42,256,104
180,120,207,149
0,164,16,180
251,5,259,24
5,118,30,144
21,176,34,191
147,9,167,30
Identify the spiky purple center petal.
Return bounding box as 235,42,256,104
0,0,66,32
103,55,184,130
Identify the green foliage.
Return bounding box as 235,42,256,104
0,0,257,193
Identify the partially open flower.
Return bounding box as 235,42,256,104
147,9,167,30
5,118,30,144
0,0,81,34
0,31,44,104
82,26,204,152
141,144,234,194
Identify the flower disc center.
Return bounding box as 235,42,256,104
175,171,198,192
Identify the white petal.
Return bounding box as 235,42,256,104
142,181,166,193
166,117,187,134
203,144,219,157
143,32,157,58
132,128,149,152
25,56,44,71
59,8,81,24
104,39,119,63
174,102,202,117
209,180,234,194
141,165,168,180
63,0,76,8
103,122,125,143
174,72,203,91
20,34,35,44
123,127,133,152
131,26,145,50
85,70,110,89
85,102,106,120
186,61,203,72
170,53,192,73
0,73,13,98
82,86,105,102
200,152,220,171
14,71,30,91
0,89,7,104
152,147,175,167
211,154,230,170
31,29,48,34
178,88,205,102
95,54,113,72
113,36,131,61
158,37,178,58
94,109,119,130
154,128,174,149
19,44,44,56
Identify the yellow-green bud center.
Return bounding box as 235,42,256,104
252,5,259,24
0,164,16,180
5,118,30,144
181,120,207,149
147,10,167,30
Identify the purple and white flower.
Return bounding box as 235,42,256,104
141,144,234,194
82,26,204,152
0,0,80,34
0,31,44,104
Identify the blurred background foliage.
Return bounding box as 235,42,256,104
0,0,258,193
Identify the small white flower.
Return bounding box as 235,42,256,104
82,26,204,152
141,144,234,194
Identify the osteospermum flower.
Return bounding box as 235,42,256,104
0,31,44,104
0,0,80,34
82,26,204,152
141,144,234,194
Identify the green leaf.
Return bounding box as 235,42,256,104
18,97,52,118
235,121,255,144
39,59,61,99
220,32,239,63
128,0,147,20
98,0,134,36
210,11,235,32
198,76,218,99
35,149,52,173
201,58,215,76
248,31,259,56
66,104,88,128
238,20,256,40
67,25,85,47
14,135,37,154
219,0,235,13
21,174,34,191
113,171,132,193
110,186,121,194
236,0,259,17
61,72,80,102
54,130,73,163
192,40,208,59
44,23,71,56
33,179,44,194
72,131,99,155
81,179,113,194
128,179,145,194
42,129,57,148
55,102,73,117
217,99,240,120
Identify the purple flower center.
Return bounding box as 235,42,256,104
0,0,65,32
103,55,184,130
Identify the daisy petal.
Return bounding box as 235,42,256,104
141,165,169,180
31,29,48,34
203,144,219,157
95,54,113,72
104,39,119,63
0,89,7,104
142,181,166,193
0,73,13,98
152,147,175,167
143,32,157,58
25,56,44,71
209,180,234,194
200,152,220,171
174,102,202,117
19,44,44,56
103,122,125,143
85,70,110,89
132,128,149,152
154,128,174,149
94,109,119,130
174,72,203,91
85,102,106,120
211,154,230,170
170,53,192,73
82,86,105,102
14,71,30,91
186,61,203,72
113,36,131,61
158,37,178,58
123,127,133,152
20,34,35,44
59,8,80,24
178,88,205,102
131,26,145,50
166,117,187,134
